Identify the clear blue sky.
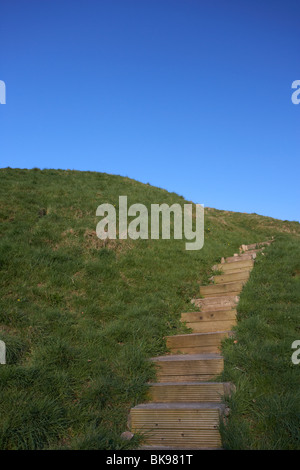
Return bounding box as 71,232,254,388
1,0,299,221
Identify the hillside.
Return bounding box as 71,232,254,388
0,167,299,450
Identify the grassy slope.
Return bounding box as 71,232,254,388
220,237,300,449
0,167,299,450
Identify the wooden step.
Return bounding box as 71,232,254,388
166,331,230,354
191,295,239,310
200,281,245,297
224,253,254,263
129,402,224,448
213,259,254,271
244,249,261,255
213,266,252,276
147,382,233,403
181,309,237,333
213,271,250,284
151,354,224,382
240,240,273,252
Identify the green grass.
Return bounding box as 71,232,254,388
0,167,299,449
220,237,300,449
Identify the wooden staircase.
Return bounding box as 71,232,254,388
128,240,273,450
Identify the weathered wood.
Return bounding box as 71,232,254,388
151,354,224,382
154,374,219,382
213,266,252,275
244,249,261,255
213,271,250,284
213,259,254,271
129,403,224,448
181,308,237,323
191,295,239,309
166,331,230,354
225,253,254,263
184,319,236,334
133,429,222,448
147,382,231,403
200,281,245,297
240,240,273,252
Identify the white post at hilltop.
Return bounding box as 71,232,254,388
0,340,6,364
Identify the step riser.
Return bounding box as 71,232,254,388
213,267,252,276
131,410,220,429
201,291,241,298
169,345,222,354
181,309,237,323
192,296,239,309
224,254,254,263
240,249,262,255
200,282,244,296
213,260,254,271
166,333,230,354
153,360,224,382
155,374,220,382
133,432,222,448
213,272,250,284
184,319,236,333
240,241,272,252
148,384,226,403
166,332,229,348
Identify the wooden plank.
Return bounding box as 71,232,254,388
213,266,252,275
201,291,242,298
152,354,224,381
130,410,221,430
129,404,223,448
200,281,244,296
185,319,236,333
192,295,239,309
155,374,220,382
181,309,237,323
154,360,224,376
166,332,229,348
147,382,228,403
240,240,273,252
135,429,222,448
166,332,230,354
213,271,250,284
213,259,254,271
151,353,223,362
225,254,254,263
168,345,221,354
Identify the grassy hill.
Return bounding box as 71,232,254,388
0,167,299,450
